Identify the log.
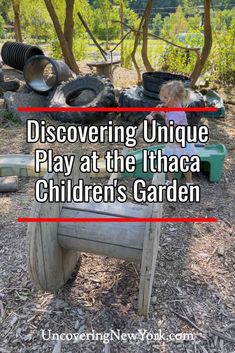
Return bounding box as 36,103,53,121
0,176,18,192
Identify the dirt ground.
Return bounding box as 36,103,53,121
0,65,235,353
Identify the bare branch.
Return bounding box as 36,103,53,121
77,11,107,61
172,310,205,334
112,20,200,59
130,13,146,83
110,30,132,53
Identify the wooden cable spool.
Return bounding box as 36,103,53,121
28,125,164,316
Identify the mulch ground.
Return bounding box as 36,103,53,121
0,65,234,353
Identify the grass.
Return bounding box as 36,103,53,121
26,37,166,70
0,36,166,70
83,38,166,70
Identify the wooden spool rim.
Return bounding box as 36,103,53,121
138,172,164,316
28,156,82,292
28,149,164,316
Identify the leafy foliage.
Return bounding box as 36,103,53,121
2,1,235,85
159,6,235,84
209,8,235,83
161,6,189,38
0,15,4,37
92,0,120,42
152,13,163,35
0,0,11,22
19,0,53,42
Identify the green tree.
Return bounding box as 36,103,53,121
11,0,93,60
209,7,235,83
152,13,163,35
92,0,120,45
19,0,53,41
43,0,80,73
161,5,189,39
0,0,11,22
123,1,139,29
92,0,138,43
212,8,235,31
0,15,4,37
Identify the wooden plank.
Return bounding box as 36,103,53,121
63,201,150,219
140,204,162,314
138,172,164,316
59,234,142,262
61,158,84,283
59,208,145,251
0,176,18,192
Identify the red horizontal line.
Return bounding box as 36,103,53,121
18,217,218,223
17,107,217,113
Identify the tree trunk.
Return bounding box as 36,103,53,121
131,15,145,84
44,0,79,74
64,0,74,53
190,0,212,86
141,0,154,72
120,0,124,66
12,0,22,42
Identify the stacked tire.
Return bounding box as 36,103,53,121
119,71,205,126
119,86,161,124
142,71,191,99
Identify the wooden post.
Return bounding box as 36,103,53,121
58,201,149,262
138,172,164,315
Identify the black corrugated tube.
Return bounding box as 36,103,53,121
1,42,44,71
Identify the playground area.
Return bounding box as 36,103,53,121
0,63,234,352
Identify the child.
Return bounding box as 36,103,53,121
146,80,195,186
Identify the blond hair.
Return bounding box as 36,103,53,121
160,80,190,105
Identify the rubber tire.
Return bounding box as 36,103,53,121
49,75,116,123
119,86,161,124
186,91,205,126
119,87,204,126
143,72,191,94
142,88,159,99
0,80,20,91
0,69,4,82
